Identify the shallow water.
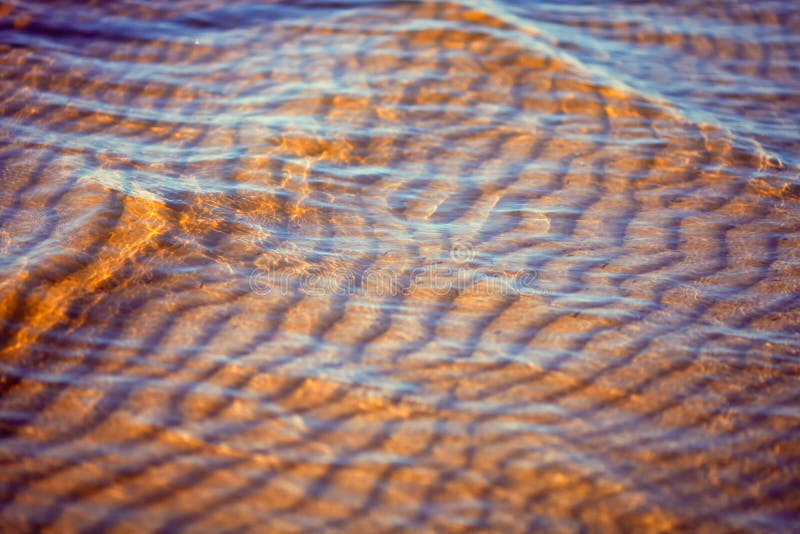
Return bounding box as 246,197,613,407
1,0,799,531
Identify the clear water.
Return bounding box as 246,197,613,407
1,1,799,531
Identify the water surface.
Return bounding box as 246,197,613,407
1,0,799,531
